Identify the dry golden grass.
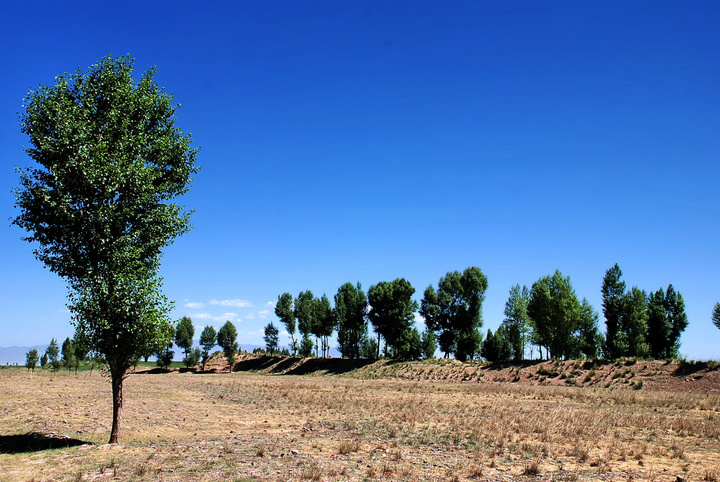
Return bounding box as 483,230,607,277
1,366,719,481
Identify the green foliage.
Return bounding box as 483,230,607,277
299,334,314,358
45,338,60,372
72,334,90,361
647,285,688,359
360,336,379,360
263,322,280,354
294,290,317,345
420,267,488,361
156,343,174,369
199,325,217,371
527,270,583,360
480,327,512,362
335,282,368,360
40,352,48,368
713,302,720,330
275,292,296,355
26,348,39,372
601,263,626,359
368,278,419,359
175,317,195,367
12,55,197,443
217,321,238,371
623,287,649,358
390,326,423,360
314,294,336,358
61,337,79,373
421,327,438,360
188,348,201,367
574,299,603,359
501,284,531,361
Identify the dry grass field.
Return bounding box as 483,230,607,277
1,364,720,481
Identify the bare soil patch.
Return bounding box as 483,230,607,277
1,361,719,481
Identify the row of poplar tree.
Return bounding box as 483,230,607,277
272,264,690,362
27,263,693,370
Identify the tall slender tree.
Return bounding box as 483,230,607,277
601,263,626,359
713,302,720,330
26,348,39,372
314,294,336,358
199,325,217,371
335,282,368,359
275,292,297,355
501,284,531,361
217,321,239,372
647,285,688,359
12,56,197,443
175,316,195,367
647,288,670,359
263,322,280,354
46,338,60,372
623,287,648,357
294,290,317,357
62,337,79,373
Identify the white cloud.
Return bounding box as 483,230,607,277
184,302,205,309
210,299,253,308
257,310,270,319
194,312,239,323
265,301,277,308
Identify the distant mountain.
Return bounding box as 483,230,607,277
0,345,48,366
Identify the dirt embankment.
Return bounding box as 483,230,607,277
200,354,720,394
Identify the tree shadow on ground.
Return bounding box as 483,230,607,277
673,361,707,376
232,355,283,372
285,357,376,375
0,432,90,454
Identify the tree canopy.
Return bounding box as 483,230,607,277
335,282,368,360
218,321,238,371
175,317,195,367
368,278,419,359
13,55,198,443
420,267,488,361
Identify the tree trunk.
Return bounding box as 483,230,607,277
109,365,125,444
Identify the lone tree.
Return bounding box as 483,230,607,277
13,55,198,443
713,302,720,331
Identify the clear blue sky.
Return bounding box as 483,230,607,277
1,1,718,359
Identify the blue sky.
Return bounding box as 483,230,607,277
1,1,718,359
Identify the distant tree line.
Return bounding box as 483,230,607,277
273,264,695,363
26,263,702,372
